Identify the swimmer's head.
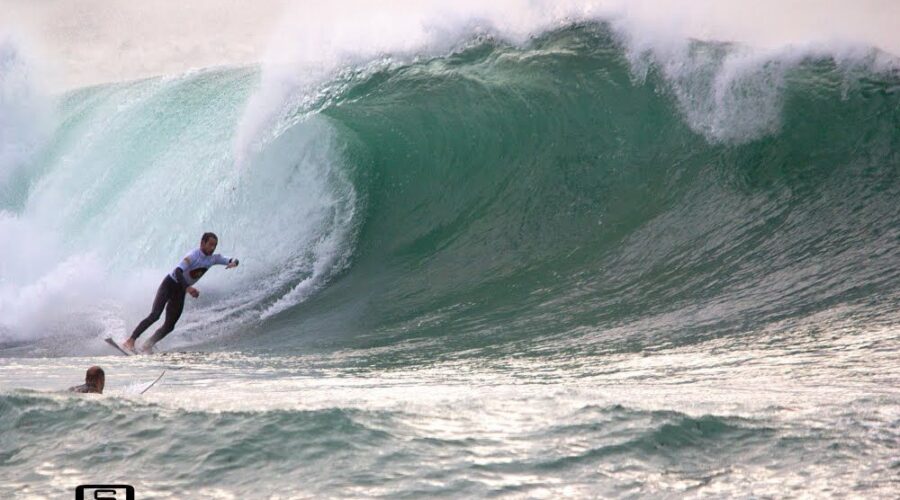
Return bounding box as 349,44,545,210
86,366,105,393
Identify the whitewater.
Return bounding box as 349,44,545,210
1,2,899,498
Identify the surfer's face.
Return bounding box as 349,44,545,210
201,237,218,256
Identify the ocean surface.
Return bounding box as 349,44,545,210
1,21,899,498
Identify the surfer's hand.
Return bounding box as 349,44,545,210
187,286,200,298
226,258,239,269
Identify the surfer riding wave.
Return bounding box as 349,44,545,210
123,232,239,353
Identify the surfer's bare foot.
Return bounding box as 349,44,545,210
122,338,135,352
140,341,155,354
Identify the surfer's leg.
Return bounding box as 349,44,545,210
144,288,186,350
126,278,172,348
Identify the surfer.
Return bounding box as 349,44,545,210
123,232,239,354
69,366,105,394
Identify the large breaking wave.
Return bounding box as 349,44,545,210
1,22,898,358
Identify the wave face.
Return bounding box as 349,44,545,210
250,25,900,360
1,23,899,357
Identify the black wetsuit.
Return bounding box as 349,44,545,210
130,248,235,345
129,269,188,344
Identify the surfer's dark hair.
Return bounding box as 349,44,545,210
201,232,218,243
86,366,104,385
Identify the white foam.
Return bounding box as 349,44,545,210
614,27,898,142
0,33,51,188
236,0,900,154
6,0,900,91
234,0,590,163
0,77,357,348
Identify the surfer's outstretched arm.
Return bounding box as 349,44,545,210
213,254,239,269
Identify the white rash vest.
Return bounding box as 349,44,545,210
169,248,234,287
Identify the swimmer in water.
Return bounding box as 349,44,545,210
69,366,105,394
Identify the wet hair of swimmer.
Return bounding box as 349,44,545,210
86,366,105,393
